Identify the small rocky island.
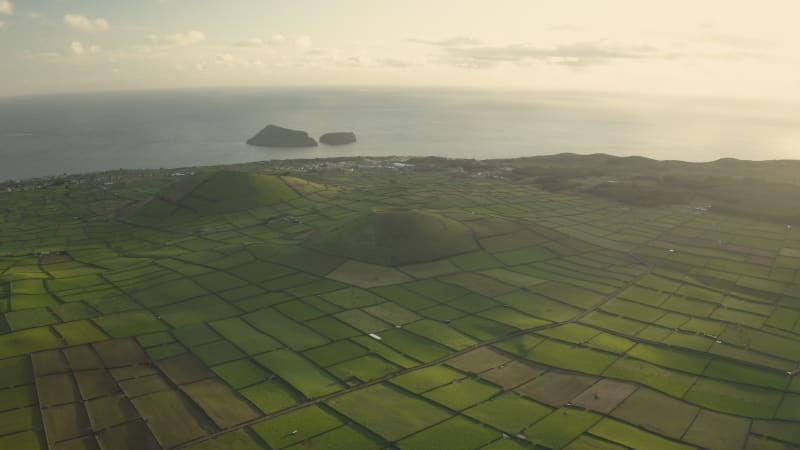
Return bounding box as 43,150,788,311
320,132,357,146
247,125,318,148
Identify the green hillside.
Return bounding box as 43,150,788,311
308,210,479,266
123,171,300,221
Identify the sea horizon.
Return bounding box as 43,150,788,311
1,86,799,182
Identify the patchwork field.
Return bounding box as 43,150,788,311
0,158,799,449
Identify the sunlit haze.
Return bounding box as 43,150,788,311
1,0,799,99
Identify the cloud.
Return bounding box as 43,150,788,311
295,35,312,49
68,41,100,56
377,58,414,68
147,30,206,46
0,1,12,15
233,34,286,47
71,41,85,55
64,14,110,32
25,51,61,61
233,37,265,47
408,35,482,47
413,36,665,69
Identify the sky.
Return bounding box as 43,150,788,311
0,0,798,99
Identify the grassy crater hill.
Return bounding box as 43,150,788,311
120,171,323,222
307,209,479,266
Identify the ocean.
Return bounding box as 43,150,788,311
0,87,798,181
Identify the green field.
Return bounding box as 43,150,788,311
1,156,799,449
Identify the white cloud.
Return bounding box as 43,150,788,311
233,34,287,48
412,36,666,69
0,21,4,28
64,14,110,33
24,51,61,61
90,45,100,54
148,30,206,46
70,41,85,55
233,38,264,47
0,1,13,15
295,35,312,49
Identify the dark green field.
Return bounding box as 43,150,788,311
1,155,799,450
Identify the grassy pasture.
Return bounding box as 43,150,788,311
118,374,171,398
378,329,451,363
446,347,512,374
181,378,261,428
0,406,40,437
31,350,68,376
251,406,344,448
405,320,477,350
183,429,264,450
497,291,581,322
603,357,697,397
390,365,466,393
424,377,502,410
94,310,166,338
303,340,368,367
611,388,698,439
209,317,281,355
464,392,552,434
155,353,214,387
327,383,452,442
74,370,118,399
334,309,391,334
327,354,400,382
255,349,343,398
526,339,618,375
626,343,710,374
0,385,36,412
240,379,301,414
369,285,438,311
4,162,800,449
284,425,385,450
0,327,62,359
525,407,603,449
363,302,420,325
131,389,213,448
683,410,750,450
479,306,549,329
451,315,517,341
212,359,267,389
85,395,139,430
703,359,789,390
750,420,800,446
305,316,361,340
351,336,419,369
243,308,329,351
683,378,782,418
397,416,499,450
571,379,637,413
590,418,695,450
480,359,546,390
515,371,597,407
